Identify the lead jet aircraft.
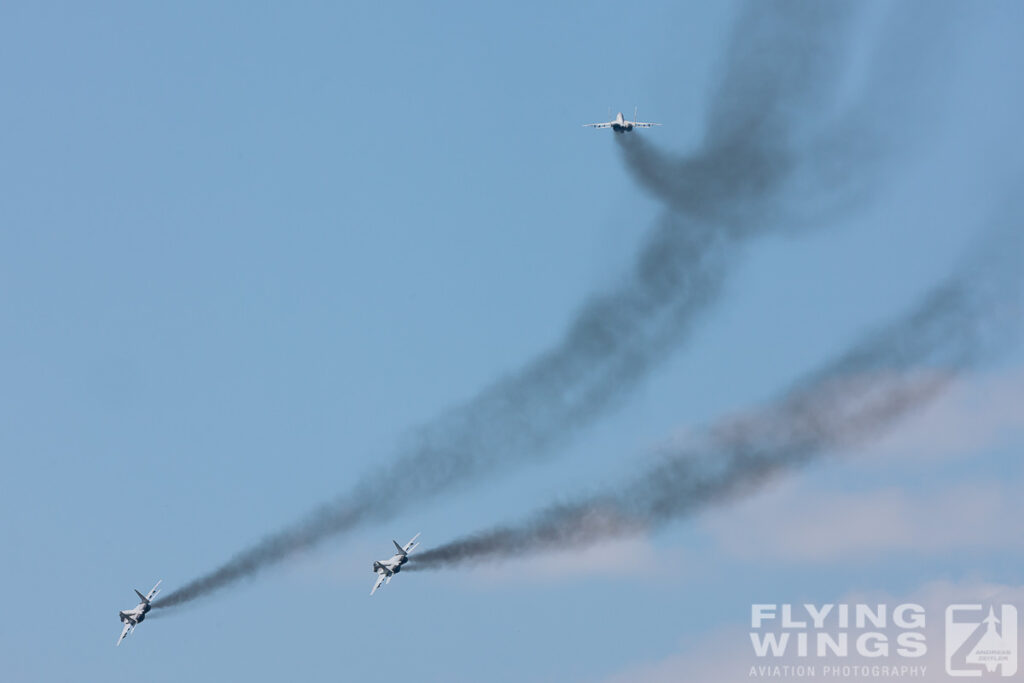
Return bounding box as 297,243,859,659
370,534,420,595
117,580,161,646
584,107,661,133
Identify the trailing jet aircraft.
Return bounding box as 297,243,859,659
370,534,420,596
117,580,161,646
584,106,661,133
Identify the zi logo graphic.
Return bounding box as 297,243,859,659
946,604,1018,677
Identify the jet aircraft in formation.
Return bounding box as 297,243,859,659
370,533,421,595
584,106,661,133
117,580,161,646
115,532,426,646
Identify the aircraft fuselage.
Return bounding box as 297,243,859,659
119,602,150,625
611,112,633,133
372,554,407,576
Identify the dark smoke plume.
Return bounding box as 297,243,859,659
156,1,875,609
617,2,870,232
409,222,1022,570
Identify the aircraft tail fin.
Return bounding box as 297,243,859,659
134,579,162,604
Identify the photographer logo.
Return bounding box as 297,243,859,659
945,604,1017,677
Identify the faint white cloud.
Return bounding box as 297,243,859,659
602,632,728,683
702,478,1024,563
685,365,1024,564
858,366,1024,463
601,580,1024,683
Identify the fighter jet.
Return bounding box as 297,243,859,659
370,533,420,595
116,580,161,646
584,107,661,133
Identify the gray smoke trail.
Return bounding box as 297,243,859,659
410,222,1023,570
156,1,874,609
617,2,869,232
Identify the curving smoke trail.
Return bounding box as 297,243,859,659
156,1,881,609
409,220,1023,570
617,1,872,232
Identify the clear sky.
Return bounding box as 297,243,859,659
1,2,1022,681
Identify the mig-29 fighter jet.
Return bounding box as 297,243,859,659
370,534,420,596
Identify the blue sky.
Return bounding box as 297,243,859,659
1,2,1022,681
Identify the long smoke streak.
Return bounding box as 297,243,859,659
157,1,875,608
410,223,1023,570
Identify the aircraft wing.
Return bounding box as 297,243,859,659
145,580,162,602
583,122,613,128
402,533,421,553
117,623,132,647
631,122,662,128
370,573,386,596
